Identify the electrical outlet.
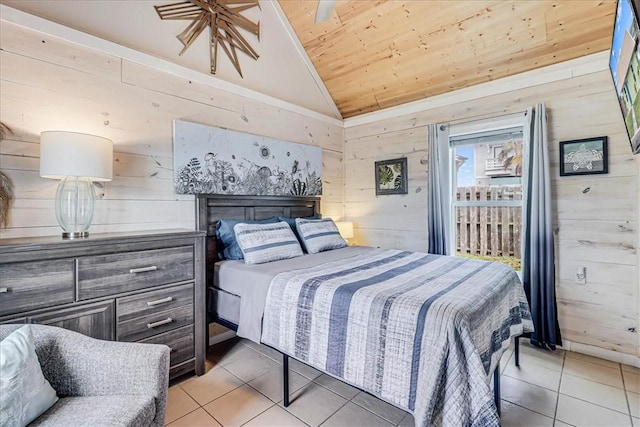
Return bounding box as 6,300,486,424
575,266,586,285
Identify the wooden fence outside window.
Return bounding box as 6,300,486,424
455,186,522,259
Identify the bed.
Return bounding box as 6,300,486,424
196,194,532,427
195,194,322,328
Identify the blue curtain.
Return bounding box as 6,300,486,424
522,104,562,349
427,123,451,255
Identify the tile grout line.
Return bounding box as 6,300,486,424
252,341,407,425
179,366,245,407
165,404,202,427
198,343,328,426
499,352,558,422
281,374,401,426
559,356,635,417
236,398,277,427
556,391,632,416
288,381,352,427
176,362,277,427
347,393,402,426
202,373,294,426
555,358,633,418
564,357,628,390
317,399,351,427
501,372,561,393
621,363,634,427
200,405,225,427
240,374,312,426
553,350,566,425
180,340,634,427
164,384,203,426
269,373,348,427
500,400,555,422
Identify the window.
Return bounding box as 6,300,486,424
449,119,524,270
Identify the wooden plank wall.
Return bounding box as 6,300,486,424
344,59,640,357
0,22,344,239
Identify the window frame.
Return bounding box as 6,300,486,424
448,115,526,267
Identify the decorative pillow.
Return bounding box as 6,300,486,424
277,215,321,232
234,221,303,265
295,218,347,254
0,325,58,427
277,215,321,249
216,217,279,260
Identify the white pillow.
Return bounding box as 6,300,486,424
234,221,303,264
0,325,58,427
295,218,347,254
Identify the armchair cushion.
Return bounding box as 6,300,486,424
0,325,58,427
31,396,155,427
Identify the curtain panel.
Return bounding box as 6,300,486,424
522,103,562,349
427,123,451,255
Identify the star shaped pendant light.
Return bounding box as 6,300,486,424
155,0,260,78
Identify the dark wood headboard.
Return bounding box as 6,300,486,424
195,194,321,285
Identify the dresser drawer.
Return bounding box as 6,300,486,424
117,304,193,342
0,260,75,317
77,246,194,300
139,325,194,367
30,300,115,341
117,283,193,323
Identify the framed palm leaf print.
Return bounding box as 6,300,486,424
375,158,408,195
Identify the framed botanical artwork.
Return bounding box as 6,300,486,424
559,136,608,176
375,157,408,195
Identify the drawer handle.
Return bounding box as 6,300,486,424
0,287,8,293
147,296,173,307
147,317,173,329
130,266,158,274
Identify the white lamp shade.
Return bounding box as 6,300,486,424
335,221,354,239
40,131,113,181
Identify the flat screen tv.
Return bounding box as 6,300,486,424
610,0,640,154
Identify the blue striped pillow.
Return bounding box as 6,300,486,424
216,217,279,260
234,222,303,264
295,218,347,254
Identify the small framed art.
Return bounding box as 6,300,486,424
375,157,408,195
559,136,608,176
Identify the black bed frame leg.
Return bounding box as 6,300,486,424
283,354,290,407
514,335,520,367
494,361,501,417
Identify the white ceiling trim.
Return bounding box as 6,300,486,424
0,4,344,128
270,1,342,120
344,50,610,128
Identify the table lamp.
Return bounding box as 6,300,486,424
40,131,113,239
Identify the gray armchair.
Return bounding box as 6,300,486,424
0,324,170,427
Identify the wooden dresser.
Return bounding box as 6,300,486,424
0,229,206,379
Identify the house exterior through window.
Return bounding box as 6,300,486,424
449,117,525,270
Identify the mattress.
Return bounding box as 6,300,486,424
211,288,241,325
213,246,373,342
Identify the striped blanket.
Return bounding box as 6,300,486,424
261,249,533,427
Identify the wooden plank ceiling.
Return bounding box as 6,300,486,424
278,0,616,118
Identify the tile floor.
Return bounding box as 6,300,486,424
166,338,640,427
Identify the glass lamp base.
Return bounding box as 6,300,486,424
62,231,89,239
55,176,96,239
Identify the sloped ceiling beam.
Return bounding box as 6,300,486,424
270,1,341,119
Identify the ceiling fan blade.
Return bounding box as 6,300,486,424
314,0,335,23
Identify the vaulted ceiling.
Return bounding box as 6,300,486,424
1,0,617,120
279,0,617,118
